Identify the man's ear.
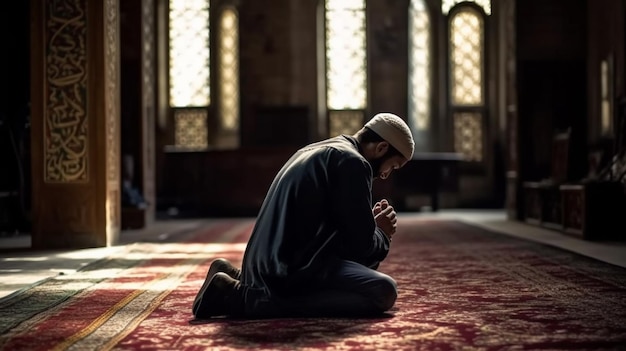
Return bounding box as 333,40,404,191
375,141,389,157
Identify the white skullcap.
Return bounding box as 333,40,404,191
364,113,415,160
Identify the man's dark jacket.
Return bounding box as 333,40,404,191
240,135,391,297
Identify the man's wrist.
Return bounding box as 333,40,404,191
376,227,392,241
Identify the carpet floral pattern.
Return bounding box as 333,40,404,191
1,218,625,350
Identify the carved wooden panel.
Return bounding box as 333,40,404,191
105,0,121,236
105,0,120,184
44,0,89,183
31,0,121,248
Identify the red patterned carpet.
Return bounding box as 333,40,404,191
1,217,626,350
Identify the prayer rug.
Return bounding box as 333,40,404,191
1,217,625,350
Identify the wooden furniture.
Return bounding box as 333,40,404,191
560,182,626,240
391,152,463,211
523,129,572,228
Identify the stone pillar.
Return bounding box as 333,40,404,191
30,0,121,248
501,0,521,220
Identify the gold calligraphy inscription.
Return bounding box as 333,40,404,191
105,0,120,183
45,0,89,182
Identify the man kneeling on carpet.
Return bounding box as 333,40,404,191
192,112,415,319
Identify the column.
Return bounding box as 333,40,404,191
30,0,121,248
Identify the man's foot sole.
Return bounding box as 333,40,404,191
192,259,241,316
193,272,241,318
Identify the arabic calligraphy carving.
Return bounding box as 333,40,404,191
45,0,89,182
105,0,120,183
105,0,120,232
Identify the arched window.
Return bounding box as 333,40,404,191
407,0,489,157
324,0,367,137
442,0,491,15
448,4,486,162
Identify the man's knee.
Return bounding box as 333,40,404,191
369,275,397,312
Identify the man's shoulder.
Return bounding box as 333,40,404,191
302,136,370,173
301,135,359,156
288,136,371,177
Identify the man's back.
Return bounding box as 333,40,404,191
240,135,374,296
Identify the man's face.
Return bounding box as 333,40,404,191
370,152,408,180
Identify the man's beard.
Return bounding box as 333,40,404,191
369,154,387,179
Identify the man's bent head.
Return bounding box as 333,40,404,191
364,113,415,161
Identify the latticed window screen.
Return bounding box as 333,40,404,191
219,8,239,131
450,9,483,106
169,0,210,107
408,0,431,131
449,6,485,162
174,109,208,148
442,0,491,15
329,110,364,137
325,0,367,112
325,0,367,138
454,112,483,161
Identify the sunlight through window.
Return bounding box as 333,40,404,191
450,7,484,162
219,8,239,131
169,0,210,107
450,9,483,106
325,0,366,110
409,0,431,131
